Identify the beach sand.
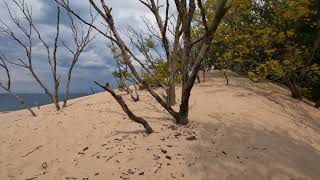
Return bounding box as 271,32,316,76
1,71,320,180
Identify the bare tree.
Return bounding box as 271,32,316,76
0,0,61,110
62,1,96,107
0,54,36,116
0,0,95,110
55,0,230,126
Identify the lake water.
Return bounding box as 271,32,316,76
0,93,89,112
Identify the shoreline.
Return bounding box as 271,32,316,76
0,92,93,113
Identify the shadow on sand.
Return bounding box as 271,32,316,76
186,119,320,180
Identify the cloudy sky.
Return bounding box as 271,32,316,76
0,0,155,93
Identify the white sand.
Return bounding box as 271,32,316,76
1,71,320,180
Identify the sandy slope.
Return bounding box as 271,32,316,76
0,71,320,180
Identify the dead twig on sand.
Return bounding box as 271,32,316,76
105,154,116,162
22,146,43,158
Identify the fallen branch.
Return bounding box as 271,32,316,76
22,146,43,158
25,177,38,180
94,81,153,134
105,155,115,162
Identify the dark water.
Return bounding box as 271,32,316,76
0,93,89,112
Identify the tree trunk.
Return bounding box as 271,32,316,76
94,81,153,134
126,85,139,102
167,51,176,106
286,74,302,100
177,88,191,125
197,74,201,83
53,89,60,111
63,64,75,107
224,71,229,86
315,99,320,108
90,86,95,94
166,84,176,106
203,71,206,82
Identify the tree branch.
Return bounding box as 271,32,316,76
94,81,153,134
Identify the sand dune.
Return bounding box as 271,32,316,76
1,71,320,180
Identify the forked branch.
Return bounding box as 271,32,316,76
94,81,153,134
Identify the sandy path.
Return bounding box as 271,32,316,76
0,71,320,180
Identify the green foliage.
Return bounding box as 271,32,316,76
112,69,131,91
142,60,182,88
249,60,284,81
142,60,168,87
197,0,320,101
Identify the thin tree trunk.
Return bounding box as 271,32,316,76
166,83,176,106
94,81,153,134
203,71,206,82
132,85,140,102
52,7,61,111
177,88,191,125
53,91,60,111
224,71,229,86
125,84,139,102
90,86,95,94
286,74,302,100
63,63,75,107
197,74,201,83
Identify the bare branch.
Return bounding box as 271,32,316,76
94,81,153,134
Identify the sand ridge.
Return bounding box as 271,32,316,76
0,71,320,180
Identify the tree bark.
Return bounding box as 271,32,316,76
166,84,176,106
63,63,75,107
94,81,153,134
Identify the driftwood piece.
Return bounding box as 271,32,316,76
22,146,43,158
94,81,153,134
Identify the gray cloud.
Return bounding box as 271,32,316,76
0,0,153,94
